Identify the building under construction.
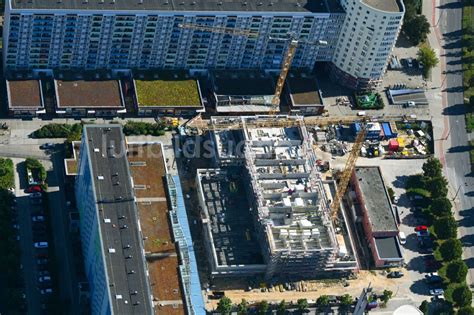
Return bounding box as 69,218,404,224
195,116,358,281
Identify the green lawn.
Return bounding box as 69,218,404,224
135,79,201,107
463,1,474,131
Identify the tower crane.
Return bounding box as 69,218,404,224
184,113,413,223
178,23,327,114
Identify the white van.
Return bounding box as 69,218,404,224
398,232,407,245
357,111,366,117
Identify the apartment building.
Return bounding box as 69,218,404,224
75,125,154,314
331,0,405,89
3,0,403,90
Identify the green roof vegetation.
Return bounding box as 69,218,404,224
135,79,201,107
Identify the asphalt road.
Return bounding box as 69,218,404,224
0,144,81,314
439,0,474,284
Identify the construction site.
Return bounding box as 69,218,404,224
194,116,359,282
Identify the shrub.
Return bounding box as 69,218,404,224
122,121,166,136
33,123,82,140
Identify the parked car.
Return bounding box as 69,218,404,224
26,186,42,193
415,225,428,232
38,271,50,277
29,192,42,199
38,276,51,283
34,242,48,249
40,288,53,295
398,231,407,245
417,230,430,237
32,216,45,222
425,273,443,284
407,58,414,68
40,143,55,150
429,288,444,296
387,271,404,278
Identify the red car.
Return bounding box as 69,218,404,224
26,185,42,193
415,225,428,232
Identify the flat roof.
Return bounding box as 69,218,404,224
354,167,398,233
135,79,202,108
128,143,186,314
362,0,403,13
288,76,322,106
56,80,124,108
374,236,402,259
7,80,43,109
212,71,275,96
11,0,343,13
83,126,153,314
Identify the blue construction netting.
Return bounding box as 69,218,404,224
168,175,206,315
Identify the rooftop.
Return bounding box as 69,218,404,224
374,236,402,259
55,80,124,108
83,125,153,314
7,80,43,109
134,78,202,108
212,71,275,97
288,76,323,106
354,167,398,233
362,0,403,13
127,143,186,314
11,0,344,13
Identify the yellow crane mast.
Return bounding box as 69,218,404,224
178,23,326,114
330,124,367,222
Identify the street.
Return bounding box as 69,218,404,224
434,0,474,285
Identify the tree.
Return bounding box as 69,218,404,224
257,300,269,315
317,295,330,309
439,238,462,261
439,239,463,261
429,197,453,217
419,300,429,315
464,37,474,52
403,15,430,45
277,300,286,315
340,294,353,311
446,260,468,283
217,296,232,315
434,216,458,239
237,299,248,315
422,158,443,178
426,176,448,197
458,306,474,315
452,285,472,307
297,298,308,312
417,46,439,77
381,290,393,304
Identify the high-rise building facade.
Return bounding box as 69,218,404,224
3,0,404,89
75,125,153,315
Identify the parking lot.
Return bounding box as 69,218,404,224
356,158,440,303
9,143,83,314
319,35,431,120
